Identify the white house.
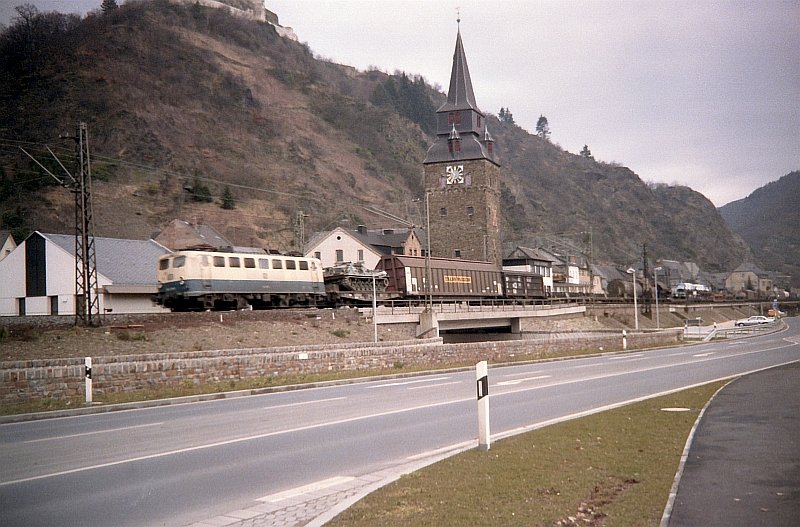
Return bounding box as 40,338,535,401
502,246,554,294
0,232,171,316
304,227,395,269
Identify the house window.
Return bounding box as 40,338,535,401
357,249,364,262
440,207,448,217
335,249,344,262
213,256,225,267
314,251,321,259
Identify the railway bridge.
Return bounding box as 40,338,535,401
363,301,587,337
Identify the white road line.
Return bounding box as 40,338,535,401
496,375,551,386
407,381,462,390
366,376,451,388
406,440,474,461
498,370,543,378
263,397,346,410
23,422,164,443
607,353,645,360
693,352,715,357
257,476,355,502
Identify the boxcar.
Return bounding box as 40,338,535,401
502,270,546,299
378,255,503,299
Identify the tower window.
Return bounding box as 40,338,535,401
487,142,493,154
466,206,474,217
477,115,481,127
454,250,462,258
448,139,461,154
448,112,462,125
439,207,448,217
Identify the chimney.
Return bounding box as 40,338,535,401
357,225,368,234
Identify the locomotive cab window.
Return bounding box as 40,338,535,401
259,258,269,269
229,257,241,268
272,259,283,269
173,255,186,268
244,258,256,269
299,261,309,271
159,259,169,270
286,260,297,270
213,256,225,267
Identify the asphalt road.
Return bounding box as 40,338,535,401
1,319,798,526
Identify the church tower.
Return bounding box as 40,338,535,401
423,26,501,265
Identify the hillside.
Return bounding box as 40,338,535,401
0,0,751,270
719,171,800,287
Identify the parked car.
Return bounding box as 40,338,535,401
734,315,774,327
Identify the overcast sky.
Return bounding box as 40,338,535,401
3,0,798,207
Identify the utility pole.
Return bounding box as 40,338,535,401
73,123,100,325
20,122,100,326
642,244,651,315
294,211,309,253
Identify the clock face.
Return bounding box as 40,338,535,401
446,165,464,185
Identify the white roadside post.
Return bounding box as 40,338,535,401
476,360,490,451
84,356,93,404
622,329,627,351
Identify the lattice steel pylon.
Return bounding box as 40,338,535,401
19,122,100,326
74,122,100,326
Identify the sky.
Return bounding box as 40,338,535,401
2,0,798,207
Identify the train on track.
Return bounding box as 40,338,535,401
154,249,547,311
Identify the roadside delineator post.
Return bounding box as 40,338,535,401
476,360,490,451
84,356,93,404
622,329,627,351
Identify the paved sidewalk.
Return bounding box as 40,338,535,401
665,361,800,526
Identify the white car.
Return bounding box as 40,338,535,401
734,315,774,327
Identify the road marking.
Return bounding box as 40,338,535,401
499,370,543,378
263,397,346,410
496,375,551,386
407,381,462,390
693,352,715,357
257,476,355,502
367,376,450,388
606,353,645,360
23,422,164,443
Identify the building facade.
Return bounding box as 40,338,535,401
423,27,501,265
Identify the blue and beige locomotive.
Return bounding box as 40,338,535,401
155,249,326,311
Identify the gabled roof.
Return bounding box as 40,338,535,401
0,230,13,247
732,262,769,276
304,227,383,258
504,246,555,263
352,227,418,253
39,232,171,285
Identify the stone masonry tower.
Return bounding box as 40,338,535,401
423,25,501,265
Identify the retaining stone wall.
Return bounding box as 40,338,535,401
1,330,682,409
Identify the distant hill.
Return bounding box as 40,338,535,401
719,171,800,287
0,0,752,272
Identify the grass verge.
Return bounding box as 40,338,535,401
326,381,726,527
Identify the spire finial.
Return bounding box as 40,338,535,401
456,7,461,28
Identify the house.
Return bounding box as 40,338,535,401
0,232,171,316
725,263,773,298
304,226,423,269
502,246,554,294
0,231,16,262
152,219,231,250
536,248,591,296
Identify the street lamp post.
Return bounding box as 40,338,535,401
424,191,432,313
627,268,639,330
654,266,662,329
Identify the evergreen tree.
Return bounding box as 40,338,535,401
580,145,593,159
536,115,550,140
101,0,118,13
498,107,514,124
220,186,235,210
189,178,213,203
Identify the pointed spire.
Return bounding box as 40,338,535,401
438,29,479,113
484,125,494,143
